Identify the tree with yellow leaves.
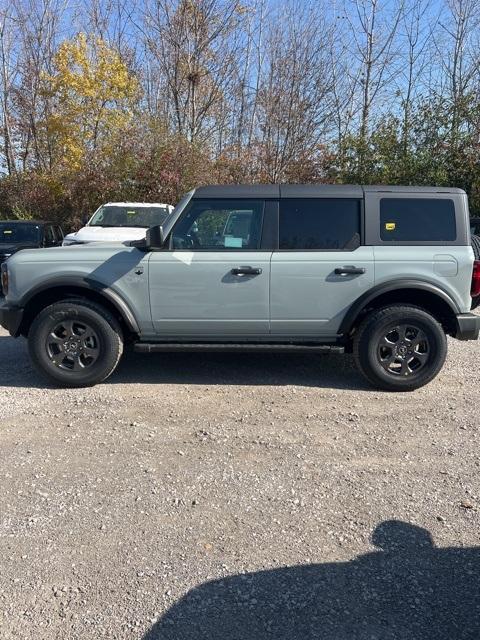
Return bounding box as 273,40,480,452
42,33,138,171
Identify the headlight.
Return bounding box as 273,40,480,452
1,263,8,295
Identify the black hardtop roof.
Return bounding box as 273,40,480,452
193,184,280,198
0,219,54,225
192,184,466,199
362,185,466,194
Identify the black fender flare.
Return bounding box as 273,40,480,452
338,279,460,335
18,276,140,334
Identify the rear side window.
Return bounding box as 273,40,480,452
44,226,56,246
380,198,456,241
279,199,361,250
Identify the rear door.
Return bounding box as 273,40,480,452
148,198,272,337
270,197,374,337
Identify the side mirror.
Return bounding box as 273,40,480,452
146,225,165,250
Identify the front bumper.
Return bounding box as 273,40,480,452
0,301,24,336
454,312,480,340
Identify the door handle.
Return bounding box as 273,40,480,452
231,266,263,276
334,266,366,275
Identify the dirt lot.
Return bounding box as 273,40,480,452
1,324,479,639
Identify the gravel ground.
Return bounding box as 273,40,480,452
0,324,479,639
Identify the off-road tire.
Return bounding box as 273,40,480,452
353,304,447,392
28,299,123,387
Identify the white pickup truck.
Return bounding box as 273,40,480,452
63,202,173,245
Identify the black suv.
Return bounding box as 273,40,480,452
0,221,64,264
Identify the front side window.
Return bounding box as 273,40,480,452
279,199,361,250
172,200,264,250
89,205,171,229
380,198,456,241
0,223,41,244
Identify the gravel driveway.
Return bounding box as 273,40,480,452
0,325,479,639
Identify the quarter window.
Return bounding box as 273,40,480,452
172,200,264,250
279,199,361,250
380,198,456,241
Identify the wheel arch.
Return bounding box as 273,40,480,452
339,280,460,337
18,278,140,338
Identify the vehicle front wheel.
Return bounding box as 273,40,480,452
28,299,124,387
353,305,447,391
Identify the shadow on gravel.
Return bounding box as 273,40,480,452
0,333,369,391
143,520,480,640
110,350,369,390
0,335,44,388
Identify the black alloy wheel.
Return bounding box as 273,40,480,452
46,319,101,371
377,323,430,378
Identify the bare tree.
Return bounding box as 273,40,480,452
396,0,435,158
343,0,404,175
328,7,363,163
251,1,336,181
76,0,140,62
12,0,67,170
139,0,244,144
0,6,17,173
436,0,480,147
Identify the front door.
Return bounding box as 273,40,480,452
270,198,375,336
148,199,271,338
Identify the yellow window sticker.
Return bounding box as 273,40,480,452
385,222,396,231
127,210,136,216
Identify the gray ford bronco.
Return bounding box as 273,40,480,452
1,184,479,391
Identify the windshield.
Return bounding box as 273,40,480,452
0,223,41,244
89,205,171,228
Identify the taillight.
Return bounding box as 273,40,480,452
1,263,8,296
472,260,480,297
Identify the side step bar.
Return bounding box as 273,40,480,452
134,343,345,354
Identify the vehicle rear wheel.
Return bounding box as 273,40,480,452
28,299,123,387
471,234,480,310
353,305,447,391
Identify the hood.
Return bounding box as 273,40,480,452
6,242,140,267
64,226,148,244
